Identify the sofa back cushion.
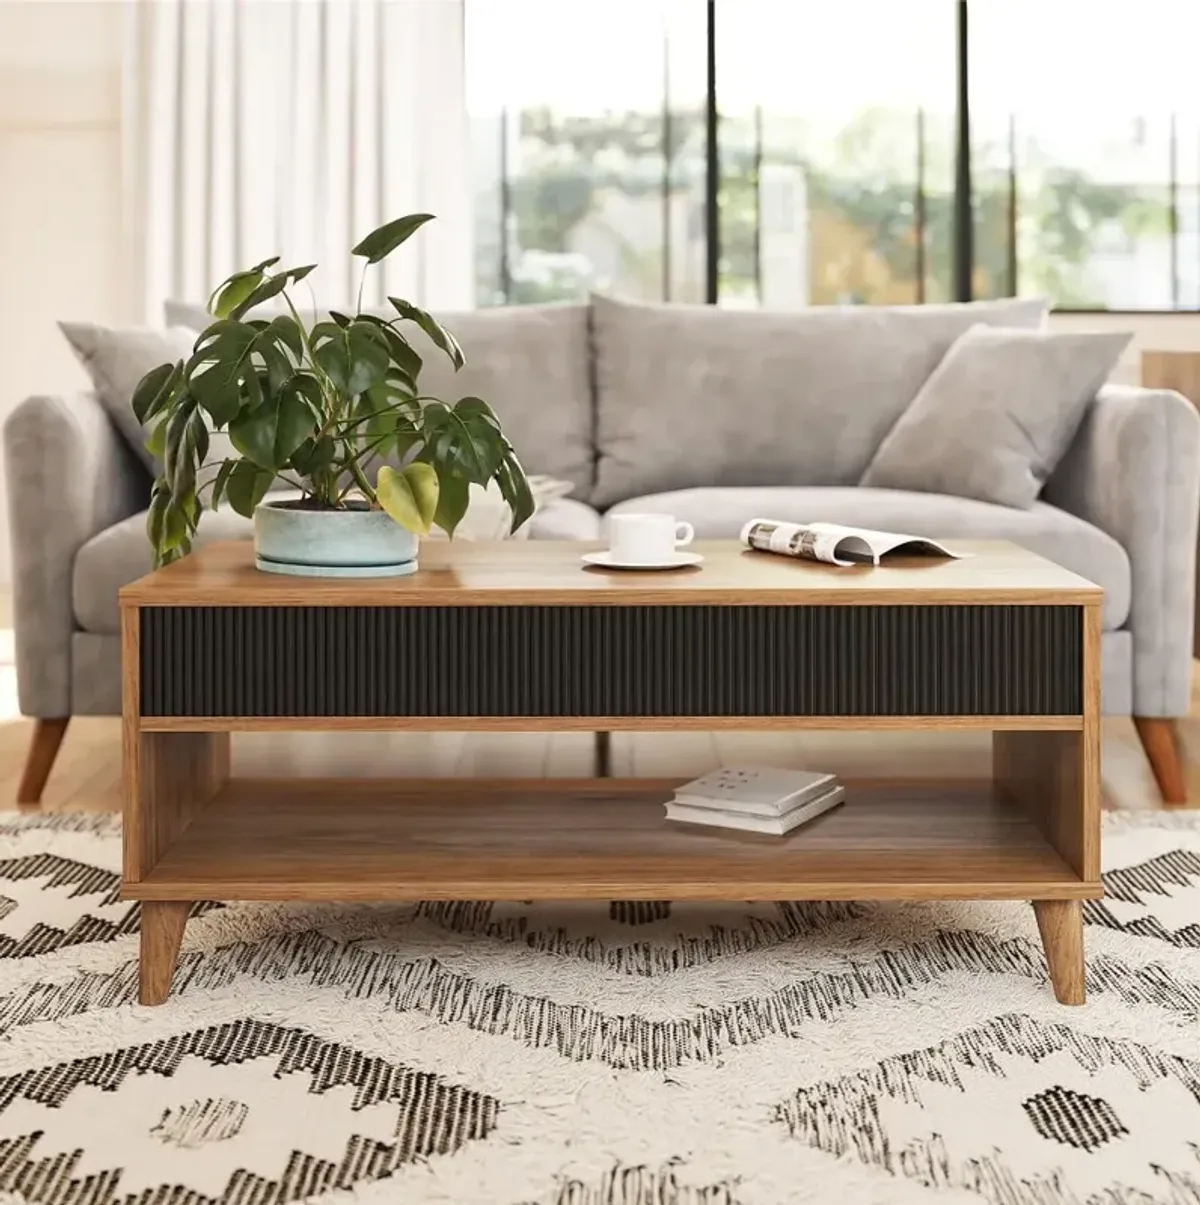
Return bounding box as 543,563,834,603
167,299,595,499
590,293,1048,508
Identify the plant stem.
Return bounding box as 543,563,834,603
356,260,368,316
348,456,377,504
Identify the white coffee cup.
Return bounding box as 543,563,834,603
607,513,695,563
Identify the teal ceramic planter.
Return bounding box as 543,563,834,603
253,500,419,577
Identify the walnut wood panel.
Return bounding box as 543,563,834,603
138,714,1085,733
126,777,1095,902
992,604,1101,881
120,540,1102,607
123,604,229,881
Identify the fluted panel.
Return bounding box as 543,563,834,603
140,604,1082,717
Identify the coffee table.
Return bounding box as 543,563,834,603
120,539,1101,1005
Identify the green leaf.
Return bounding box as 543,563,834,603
209,458,237,510
229,274,289,319
352,213,435,263
132,361,182,424
266,315,303,358
250,256,281,273
329,310,352,329
186,320,259,425
289,434,336,477
358,314,423,384
376,462,438,535
145,417,168,461
286,264,317,284
275,383,319,463
223,459,275,518
209,270,263,319
312,322,389,395
433,472,470,538
228,383,318,470
495,446,535,534
257,337,294,392
162,398,195,488
388,297,464,369
420,396,504,482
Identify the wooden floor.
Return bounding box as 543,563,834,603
4,685,1200,814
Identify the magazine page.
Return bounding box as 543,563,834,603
739,518,964,566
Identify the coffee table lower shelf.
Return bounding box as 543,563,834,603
124,777,1098,1006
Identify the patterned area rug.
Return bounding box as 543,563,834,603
0,811,1197,1205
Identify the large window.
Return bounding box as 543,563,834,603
468,0,1200,312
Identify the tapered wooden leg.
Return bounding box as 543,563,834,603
594,730,611,777
17,717,70,805
1033,900,1085,1005
139,900,190,1005
1133,717,1186,804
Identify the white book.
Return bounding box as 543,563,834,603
673,767,839,818
665,785,846,836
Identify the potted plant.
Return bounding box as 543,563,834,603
131,213,533,576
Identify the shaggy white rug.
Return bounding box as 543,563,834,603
0,811,1197,1205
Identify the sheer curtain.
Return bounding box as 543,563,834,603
123,0,471,323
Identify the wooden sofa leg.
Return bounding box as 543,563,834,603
1133,717,1187,805
16,718,70,805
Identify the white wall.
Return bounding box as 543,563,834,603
0,0,128,586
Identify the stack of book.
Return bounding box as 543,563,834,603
665,767,845,835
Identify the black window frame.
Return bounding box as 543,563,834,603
481,0,1194,315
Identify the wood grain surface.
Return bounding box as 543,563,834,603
125,776,1098,903
119,539,1103,607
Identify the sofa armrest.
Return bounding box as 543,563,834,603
1043,383,1200,716
3,393,149,716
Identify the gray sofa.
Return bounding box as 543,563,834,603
7,294,1200,802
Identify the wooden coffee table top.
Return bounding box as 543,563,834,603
123,539,1102,607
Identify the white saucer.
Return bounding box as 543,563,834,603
581,549,705,571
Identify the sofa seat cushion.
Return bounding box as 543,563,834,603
606,486,1130,629
73,497,604,635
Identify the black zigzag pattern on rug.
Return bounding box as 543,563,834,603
0,1018,499,1205
414,899,867,975
775,1013,1200,1205
4,924,1199,1073
0,855,219,959
518,1162,742,1205
1083,850,1200,948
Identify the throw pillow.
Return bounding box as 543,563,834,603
859,324,1131,508
59,321,284,503
59,322,195,475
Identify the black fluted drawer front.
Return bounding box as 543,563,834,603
139,604,1083,717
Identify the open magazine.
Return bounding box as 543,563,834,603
739,518,966,567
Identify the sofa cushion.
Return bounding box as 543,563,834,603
167,299,595,500
59,323,196,475
606,486,1130,629
590,294,1048,508
73,496,603,635
861,325,1132,508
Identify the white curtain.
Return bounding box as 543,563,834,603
123,0,472,323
